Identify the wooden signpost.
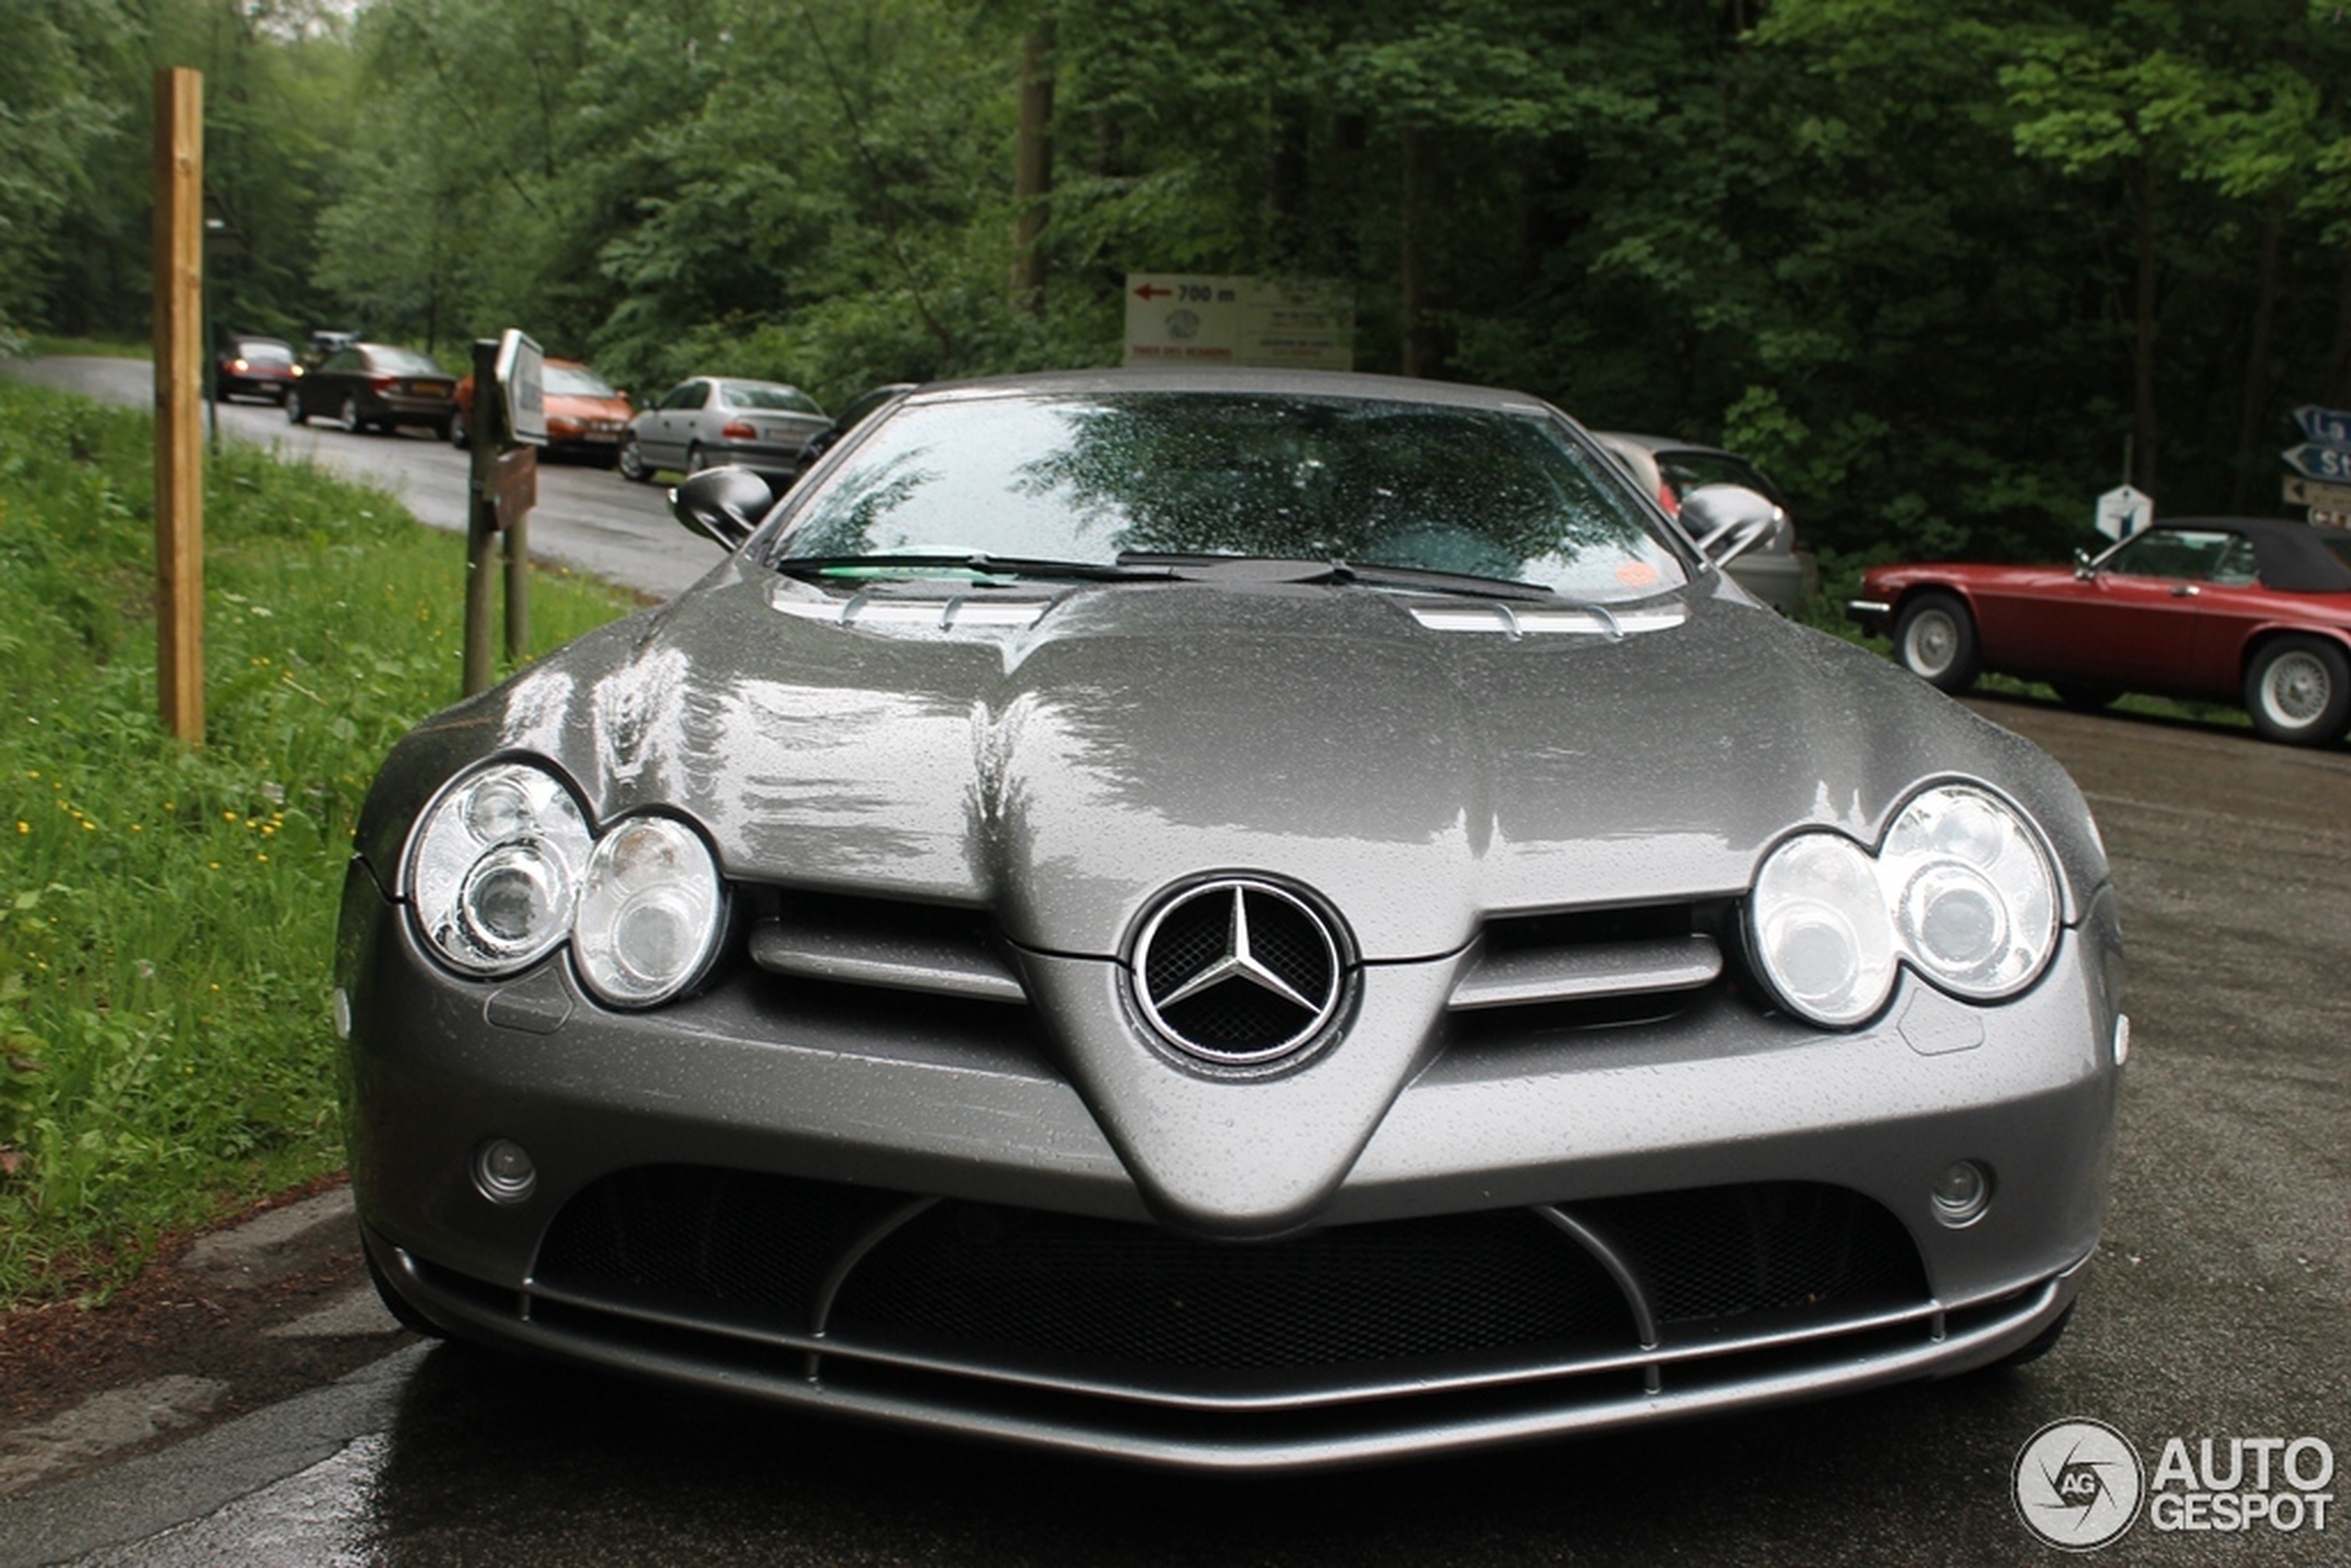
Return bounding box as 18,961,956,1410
153,68,205,743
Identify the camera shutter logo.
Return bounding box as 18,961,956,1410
2014,1418,2146,1551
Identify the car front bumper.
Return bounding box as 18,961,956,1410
1847,597,1894,637
339,861,2124,1470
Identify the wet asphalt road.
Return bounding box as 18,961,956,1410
2,361,2346,1563
4,356,725,599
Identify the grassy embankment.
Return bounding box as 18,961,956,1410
0,377,637,1307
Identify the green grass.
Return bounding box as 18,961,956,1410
15,335,154,361
0,379,636,1305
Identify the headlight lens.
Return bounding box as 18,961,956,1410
1751,833,1897,1027
405,765,727,1004
1883,785,2057,996
573,816,724,1006
1751,784,2059,1027
408,763,591,974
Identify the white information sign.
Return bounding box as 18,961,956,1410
496,328,547,447
2282,475,2351,511
2094,483,2153,541
1123,274,1353,371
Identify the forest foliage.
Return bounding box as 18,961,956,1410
14,0,2351,560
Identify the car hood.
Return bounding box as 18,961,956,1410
367,560,2103,964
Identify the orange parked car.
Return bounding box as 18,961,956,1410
452,358,634,462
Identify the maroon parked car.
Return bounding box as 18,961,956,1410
1849,516,2351,745
214,333,299,403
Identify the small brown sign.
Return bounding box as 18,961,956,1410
488,445,536,531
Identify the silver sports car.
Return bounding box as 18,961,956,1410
337,369,2124,1471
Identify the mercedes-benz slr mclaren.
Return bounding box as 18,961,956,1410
337,370,2125,1471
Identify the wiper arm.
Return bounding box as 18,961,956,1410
775,553,1176,584
1113,551,1559,603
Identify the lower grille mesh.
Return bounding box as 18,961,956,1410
831,1205,1633,1367
534,1168,1927,1378
1584,1183,1925,1323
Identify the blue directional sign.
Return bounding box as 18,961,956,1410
2283,442,2351,481
2291,404,2351,446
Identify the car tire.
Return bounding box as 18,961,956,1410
449,411,468,449
341,394,366,434
286,390,307,425
1894,592,1980,693
617,434,652,482
2052,682,2120,712
686,442,711,474
2244,635,2351,746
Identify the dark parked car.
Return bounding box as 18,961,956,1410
790,380,915,480
214,334,298,403
453,358,634,459
1850,516,2351,746
618,377,829,482
1596,432,1814,614
342,369,2122,1471
286,342,457,438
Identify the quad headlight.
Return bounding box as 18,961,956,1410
405,760,724,1008
1749,783,2059,1027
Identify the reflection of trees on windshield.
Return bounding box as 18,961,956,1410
1012,398,1663,586
781,445,944,557
777,392,1680,595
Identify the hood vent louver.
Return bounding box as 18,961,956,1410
750,905,1027,1003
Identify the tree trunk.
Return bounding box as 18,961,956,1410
1399,128,1453,378
1010,19,1055,315
2131,156,2159,497
1266,93,1310,265
2229,199,2284,515
2328,244,2351,410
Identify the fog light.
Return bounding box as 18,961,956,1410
1931,1160,1991,1226
474,1138,537,1204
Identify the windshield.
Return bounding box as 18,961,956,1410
1656,449,1785,507
774,391,1687,600
723,382,824,415
370,346,443,376
545,366,618,397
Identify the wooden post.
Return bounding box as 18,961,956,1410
504,460,530,664
152,68,205,743
463,338,500,696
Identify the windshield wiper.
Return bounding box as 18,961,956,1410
775,553,1177,584
1113,552,1561,603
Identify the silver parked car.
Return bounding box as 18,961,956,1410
617,376,829,483
340,369,2123,1472
1597,431,1815,614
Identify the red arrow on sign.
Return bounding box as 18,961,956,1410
1134,282,1170,301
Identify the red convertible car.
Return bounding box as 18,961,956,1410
1849,516,2351,746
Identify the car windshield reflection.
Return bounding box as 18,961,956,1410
774,392,1689,601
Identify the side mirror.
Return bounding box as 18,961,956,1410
1677,483,1785,569
2072,547,2096,581
670,465,773,551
